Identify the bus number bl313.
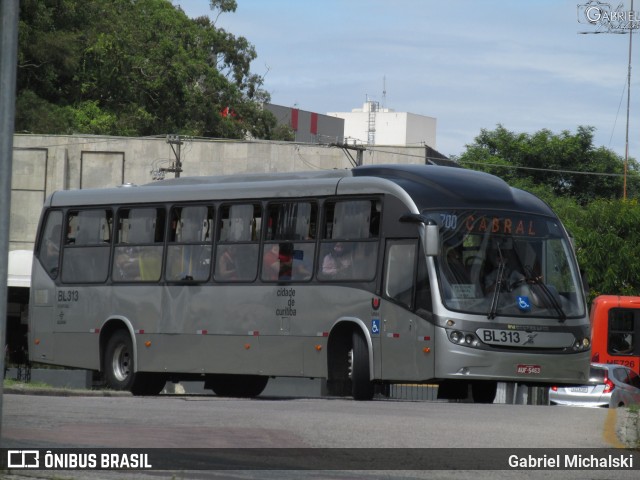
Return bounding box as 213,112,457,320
58,290,79,302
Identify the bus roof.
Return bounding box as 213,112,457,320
354,164,555,216
46,164,554,217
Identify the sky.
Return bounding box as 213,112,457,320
173,0,640,160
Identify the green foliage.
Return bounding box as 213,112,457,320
574,199,640,299
16,0,272,139
458,124,640,204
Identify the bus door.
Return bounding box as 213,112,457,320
380,239,435,381
591,295,640,374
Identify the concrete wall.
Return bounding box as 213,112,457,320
10,134,434,253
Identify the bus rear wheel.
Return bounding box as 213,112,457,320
351,330,374,400
103,330,165,395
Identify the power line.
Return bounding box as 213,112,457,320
457,159,628,178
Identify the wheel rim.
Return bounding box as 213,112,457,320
112,343,131,382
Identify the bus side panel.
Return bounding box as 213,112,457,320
51,285,110,370
52,333,100,370
379,300,435,381
134,334,262,375
28,261,56,364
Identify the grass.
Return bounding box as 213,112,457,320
3,378,52,388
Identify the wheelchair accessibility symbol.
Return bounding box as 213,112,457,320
371,319,380,335
517,296,531,312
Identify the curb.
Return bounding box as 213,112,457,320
617,408,640,449
3,385,131,397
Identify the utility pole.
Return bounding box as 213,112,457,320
0,0,21,440
162,134,183,178
623,0,633,199
330,140,365,167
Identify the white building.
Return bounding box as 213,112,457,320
327,101,437,148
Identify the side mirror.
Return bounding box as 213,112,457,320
424,222,440,257
399,213,440,257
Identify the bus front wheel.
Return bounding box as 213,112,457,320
471,380,497,404
103,330,165,395
351,330,374,400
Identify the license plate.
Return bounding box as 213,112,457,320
571,387,589,393
478,328,527,346
476,328,574,348
516,364,541,375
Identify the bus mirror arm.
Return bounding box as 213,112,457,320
399,214,440,256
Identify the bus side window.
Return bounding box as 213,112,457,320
317,199,379,282
214,203,261,282
166,205,213,282
608,309,636,355
113,207,165,282
61,209,112,284
38,210,63,278
262,202,317,282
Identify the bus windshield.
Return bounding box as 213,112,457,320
428,210,585,319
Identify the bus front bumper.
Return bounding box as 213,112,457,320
434,328,591,385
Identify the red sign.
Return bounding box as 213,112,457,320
465,215,538,236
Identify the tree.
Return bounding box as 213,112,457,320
574,199,640,299
16,0,275,139
457,125,639,204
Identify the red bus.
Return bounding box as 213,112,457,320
590,295,640,374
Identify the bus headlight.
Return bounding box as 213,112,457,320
572,337,591,351
448,330,481,348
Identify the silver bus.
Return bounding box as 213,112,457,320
28,164,591,402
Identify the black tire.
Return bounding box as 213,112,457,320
206,374,268,398
104,330,136,391
471,381,497,404
104,330,165,395
326,334,351,396
130,373,166,396
351,330,374,400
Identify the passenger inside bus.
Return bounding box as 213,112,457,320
263,243,293,281
113,248,139,280
321,242,353,278
216,245,238,280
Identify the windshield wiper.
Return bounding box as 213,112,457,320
487,244,505,320
524,266,567,322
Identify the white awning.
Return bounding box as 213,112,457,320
8,250,33,288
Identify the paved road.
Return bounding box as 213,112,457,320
1,393,638,480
